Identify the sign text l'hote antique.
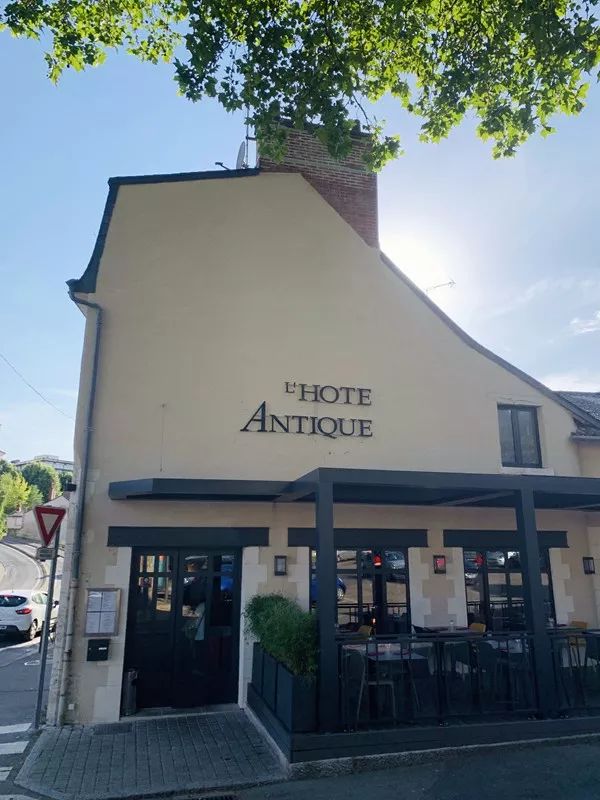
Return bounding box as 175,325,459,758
241,382,373,439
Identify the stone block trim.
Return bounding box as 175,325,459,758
260,127,379,248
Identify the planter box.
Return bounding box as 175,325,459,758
251,642,264,694
262,651,277,711
275,663,317,733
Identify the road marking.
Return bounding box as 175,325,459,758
0,724,30,735
0,742,27,755
0,767,10,781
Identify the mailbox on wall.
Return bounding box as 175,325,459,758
87,639,110,662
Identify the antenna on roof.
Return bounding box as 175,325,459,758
235,140,247,170
425,280,456,294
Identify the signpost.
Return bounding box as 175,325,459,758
33,505,66,730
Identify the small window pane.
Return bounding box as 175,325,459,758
337,550,357,570
486,551,506,569
337,576,359,628
156,577,172,616
498,407,516,465
516,408,541,466
184,555,208,572
384,550,406,572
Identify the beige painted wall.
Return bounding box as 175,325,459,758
56,170,600,725
578,442,600,477
77,172,581,487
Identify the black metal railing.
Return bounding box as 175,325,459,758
338,631,536,729
548,629,600,713
336,603,409,632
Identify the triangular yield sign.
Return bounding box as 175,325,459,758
34,506,66,546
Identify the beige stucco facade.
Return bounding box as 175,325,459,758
49,166,600,726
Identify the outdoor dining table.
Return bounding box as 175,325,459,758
343,642,429,721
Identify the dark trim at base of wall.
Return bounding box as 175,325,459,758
444,530,568,549
288,528,428,548
107,526,269,547
248,685,600,763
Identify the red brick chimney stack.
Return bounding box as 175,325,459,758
259,127,379,248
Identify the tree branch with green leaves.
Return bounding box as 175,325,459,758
2,0,599,168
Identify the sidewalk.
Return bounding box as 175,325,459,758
16,709,286,800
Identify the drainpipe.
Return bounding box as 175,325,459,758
54,290,103,725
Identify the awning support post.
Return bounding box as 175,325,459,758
515,488,554,717
315,477,339,731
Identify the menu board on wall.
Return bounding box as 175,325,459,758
84,588,121,637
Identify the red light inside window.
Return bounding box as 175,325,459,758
433,555,447,574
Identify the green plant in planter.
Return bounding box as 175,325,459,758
245,594,317,678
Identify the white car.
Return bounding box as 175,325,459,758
0,590,58,641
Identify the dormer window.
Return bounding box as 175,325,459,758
497,405,542,468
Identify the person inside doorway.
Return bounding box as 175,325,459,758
183,560,208,641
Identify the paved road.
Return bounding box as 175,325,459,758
240,740,600,800
0,540,58,796
0,541,42,593
0,540,57,728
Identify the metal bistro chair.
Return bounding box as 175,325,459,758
469,622,487,634
342,647,397,728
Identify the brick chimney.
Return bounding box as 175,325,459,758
259,126,378,248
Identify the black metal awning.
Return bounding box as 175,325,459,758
109,468,600,510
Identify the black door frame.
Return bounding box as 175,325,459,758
310,545,413,634
463,546,558,631
125,546,242,710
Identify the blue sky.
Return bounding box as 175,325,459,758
1,35,600,462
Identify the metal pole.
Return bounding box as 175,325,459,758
315,477,338,731
34,527,61,730
514,489,554,717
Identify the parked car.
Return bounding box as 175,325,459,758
0,590,58,641
310,575,347,603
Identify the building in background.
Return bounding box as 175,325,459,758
11,455,74,475
48,126,600,760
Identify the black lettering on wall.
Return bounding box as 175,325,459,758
240,401,268,432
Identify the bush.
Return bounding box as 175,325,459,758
245,594,318,678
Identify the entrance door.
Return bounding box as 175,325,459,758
126,549,241,710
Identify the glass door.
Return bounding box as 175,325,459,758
126,551,176,709
126,548,240,710
172,551,240,707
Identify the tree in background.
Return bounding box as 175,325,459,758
0,473,30,515
21,462,61,504
2,1,600,168
59,471,73,494
0,470,30,538
0,459,18,478
26,484,44,510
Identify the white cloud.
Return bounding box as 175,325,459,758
541,371,600,392
490,277,600,319
570,310,600,335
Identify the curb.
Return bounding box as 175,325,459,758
287,729,600,781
